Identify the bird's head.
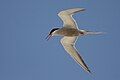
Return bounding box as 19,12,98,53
46,28,60,40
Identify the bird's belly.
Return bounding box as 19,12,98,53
57,28,80,37
64,31,79,36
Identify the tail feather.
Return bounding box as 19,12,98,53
86,31,104,35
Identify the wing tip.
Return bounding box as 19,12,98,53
87,69,92,74
68,7,86,12
58,7,86,15
78,7,86,11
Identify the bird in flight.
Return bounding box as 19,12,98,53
46,8,103,73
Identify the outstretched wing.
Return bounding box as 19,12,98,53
60,37,91,73
58,8,85,29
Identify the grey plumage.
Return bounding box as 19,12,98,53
46,8,103,73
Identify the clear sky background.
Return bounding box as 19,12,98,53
0,0,120,80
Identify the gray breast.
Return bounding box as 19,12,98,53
57,27,80,36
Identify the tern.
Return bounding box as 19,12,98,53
46,8,103,73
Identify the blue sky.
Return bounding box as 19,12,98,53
0,0,120,80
